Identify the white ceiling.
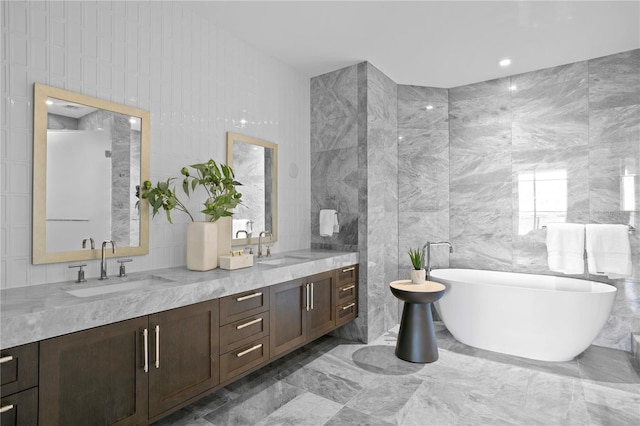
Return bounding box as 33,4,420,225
191,0,640,88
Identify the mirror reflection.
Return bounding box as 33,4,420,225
33,83,149,264
227,132,278,246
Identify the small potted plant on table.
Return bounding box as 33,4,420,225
408,247,426,284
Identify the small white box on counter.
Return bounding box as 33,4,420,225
219,253,254,270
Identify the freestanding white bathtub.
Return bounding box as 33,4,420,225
431,269,617,362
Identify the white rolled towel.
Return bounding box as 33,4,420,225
319,209,337,237
586,224,632,278
546,223,585,274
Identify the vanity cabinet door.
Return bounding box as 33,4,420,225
307,271,336,340
270,279,308,357
39,316,149,426
148,300,220,420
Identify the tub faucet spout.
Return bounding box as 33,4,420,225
422,241,453,280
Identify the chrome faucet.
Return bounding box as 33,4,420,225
258,231,271,258
422,241,453,280
82,237,95,250
99,240,117,280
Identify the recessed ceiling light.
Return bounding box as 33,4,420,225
499,58,512,67
425,105,434,110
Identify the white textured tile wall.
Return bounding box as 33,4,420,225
1,1,310,289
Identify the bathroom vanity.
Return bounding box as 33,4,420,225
0,250,358,425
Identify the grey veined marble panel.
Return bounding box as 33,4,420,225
512,78,588,149
450,123,512,185
589,49,640,110
589,104,640,146
397,85,448,130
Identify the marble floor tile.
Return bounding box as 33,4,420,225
254,392,342,426
153,325,640,426
399,379,471,425
203,381,305,425
344,375,423,424
325,406,394,426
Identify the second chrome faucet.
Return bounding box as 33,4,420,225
99,240,117,280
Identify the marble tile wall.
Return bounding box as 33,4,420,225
397,85,450,273
445,49,640,351
1,1,311,288
364,63,398,340
310,63,398,343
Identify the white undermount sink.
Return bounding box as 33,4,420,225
257,255,309,266
66,275,172,298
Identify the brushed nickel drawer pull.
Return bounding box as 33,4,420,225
236,343,263,358
0,355,13,364
341,267,355,273
342,302,356,311
305,284,310,312
143,328,149,373
0,404,14,414
155,325,160,369
236,292,263,302
310,282,314,310
236,317,262,330
340,285,355,292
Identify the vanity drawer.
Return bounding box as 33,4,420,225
220,337,270,383
335,300,358,327
220,312,269,354
220,288,270,325
336,282,357,305
336,265,358,286
0,343,38,398
0,387,38,426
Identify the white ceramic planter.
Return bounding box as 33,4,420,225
186,221,218,271
410,268,426,284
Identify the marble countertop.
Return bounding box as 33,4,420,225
0,249,358,349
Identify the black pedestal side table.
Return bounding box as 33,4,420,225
390,280,446,363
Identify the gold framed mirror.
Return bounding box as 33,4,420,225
33,83,150,264
226,132,278,246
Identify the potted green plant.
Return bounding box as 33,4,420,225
141,159,242,271
408,247,426,284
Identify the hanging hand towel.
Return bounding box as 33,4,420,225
546,223,585,274
319,209,337,237
586,224,632,279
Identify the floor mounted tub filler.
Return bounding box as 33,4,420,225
431,269,617,362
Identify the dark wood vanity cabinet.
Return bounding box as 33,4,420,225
270,267,357,358
1,342,39,426
39,316,149,426
218,288,270,383
148,300,219,419
38,300,220,426
11,262,358,426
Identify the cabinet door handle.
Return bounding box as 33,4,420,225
340,285,355,292
305,284,310,312
236,343,263,358
341,302,356,311
310,282,314,310
236,317,262,330
142,328,149,373
155,325,160,369
236,292,262,302
0,355,13,364
0,404,14,414
342,267,355,273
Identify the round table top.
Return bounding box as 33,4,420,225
389,280,445,293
